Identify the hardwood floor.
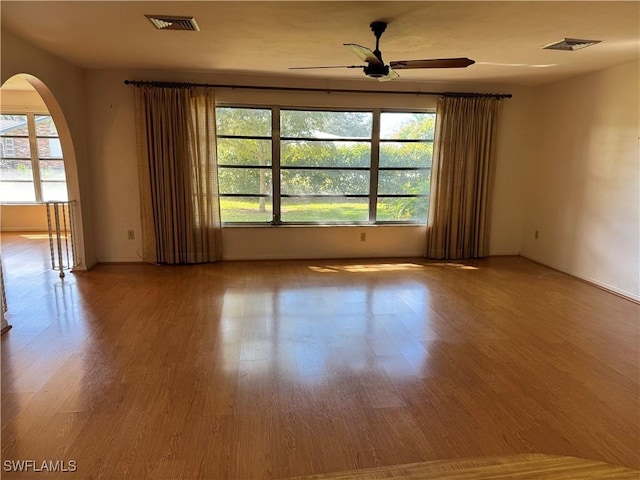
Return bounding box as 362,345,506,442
1,232,638,479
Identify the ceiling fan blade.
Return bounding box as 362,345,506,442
289,65,364,70
378,68,400,82
344,43,383,65
390,58,475,69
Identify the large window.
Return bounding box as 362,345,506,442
216,107,434,224
0,114,67,203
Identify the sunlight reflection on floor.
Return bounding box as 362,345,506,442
309,262,479,273
19,234,68,240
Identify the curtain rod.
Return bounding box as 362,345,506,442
123,80,512,99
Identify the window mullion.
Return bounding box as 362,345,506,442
369,109,381,224
26,114,43,202
272,107,281,225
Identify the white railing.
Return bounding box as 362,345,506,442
45,201,78,278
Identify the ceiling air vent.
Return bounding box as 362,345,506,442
543,38,601,51
145,15,200,31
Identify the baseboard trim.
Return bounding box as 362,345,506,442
95,257,144,264
489,251,521,256
521,254,640,304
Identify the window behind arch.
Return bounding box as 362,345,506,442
0,113,67,203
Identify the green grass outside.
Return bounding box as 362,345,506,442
221,198,273,222
220,198,427,223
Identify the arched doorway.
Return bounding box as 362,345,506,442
0,73,87,333
0,73,86,268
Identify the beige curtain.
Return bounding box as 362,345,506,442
425,96,503,259
135,86,222,264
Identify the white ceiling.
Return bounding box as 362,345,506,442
1,1,639,87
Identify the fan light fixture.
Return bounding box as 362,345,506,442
145,15,200,31
543,38,601,51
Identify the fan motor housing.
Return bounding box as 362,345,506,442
364,63,389,78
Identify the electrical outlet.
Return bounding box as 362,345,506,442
360,232,366,242
127,229,135,240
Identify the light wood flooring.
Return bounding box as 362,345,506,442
1,232,638,479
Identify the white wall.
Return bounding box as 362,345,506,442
490,89,531,255
1,30,95,268
1,205,48,232
85,71,141,262
0,89,47,112
86,69,530,262
522,61,640,300
223,225,427,260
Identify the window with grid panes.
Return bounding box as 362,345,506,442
216,107,434,224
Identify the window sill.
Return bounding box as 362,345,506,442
221,223,427,228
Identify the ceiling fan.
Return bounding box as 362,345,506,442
290,21,475,82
